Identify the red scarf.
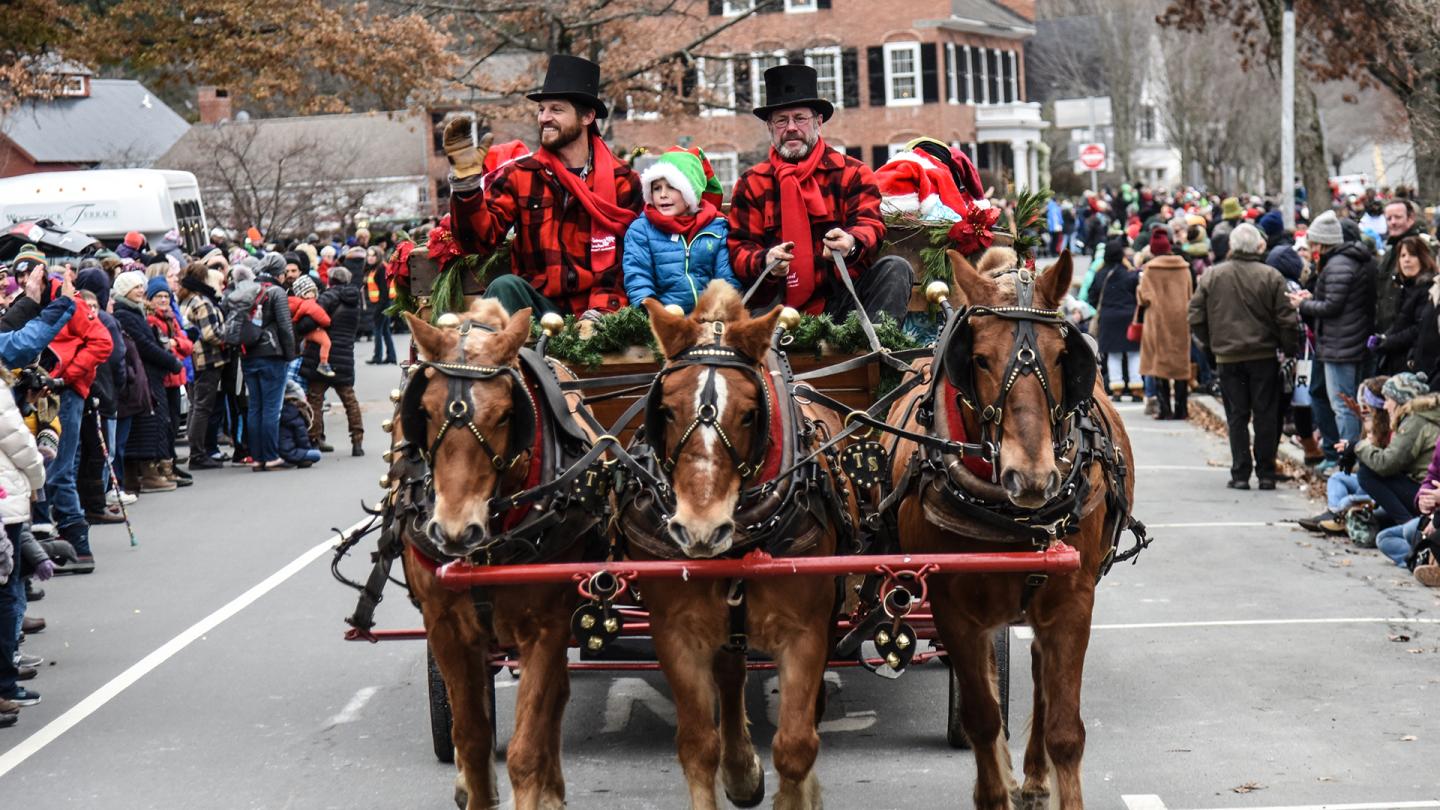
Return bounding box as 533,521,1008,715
643,201,719,241
768,138,832,312
531,133,638,278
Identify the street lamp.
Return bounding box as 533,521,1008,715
1281,0,1296,230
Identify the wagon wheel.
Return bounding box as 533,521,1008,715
427,645,456,763
946,628,1011,750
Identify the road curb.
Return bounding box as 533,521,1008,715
1185,393,1318,490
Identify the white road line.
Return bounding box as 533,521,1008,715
0,518,364,779
1135,465,1229,471
1013,616,1440,640
328,686,379,725
1147,521,1275,528
1128,798,1440,810
1122,796,1170,810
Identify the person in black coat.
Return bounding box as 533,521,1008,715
1373,235,1437,375
111,272,183,492
299,266,365,455
1086,236,1142,400
1409,277,1440,383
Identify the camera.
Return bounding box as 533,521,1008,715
13,365,64,394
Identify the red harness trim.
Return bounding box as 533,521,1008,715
940,378,995,480
756,369,785,483
500,376,544,532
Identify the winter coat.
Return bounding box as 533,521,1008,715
0,384,46,525
180,292,226,372
1377,225,1423,332
224,280,296,360
1355,393,1440,483
300,283,360,387
277,398,314,464
148,312,193,389
1188,254,1300,364
1299,242,1377,364
115,299,181,461
1136,254,1193,380
622,217,740,313
0,297,74,366
289,296,331,337
1377,271,1436,375
1085,260,1140,355
90,311,127,418
43,288,113,399
1408,278,1440,382
116,334,151,420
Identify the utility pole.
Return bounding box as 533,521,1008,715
1281,0,1296,230
1088,96,1099,193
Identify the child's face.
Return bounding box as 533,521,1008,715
651,178,685,216
302,289,317,300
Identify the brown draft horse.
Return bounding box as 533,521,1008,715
888,250,1137,809
395,300,594,810
630,283,854,810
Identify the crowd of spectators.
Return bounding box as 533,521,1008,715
0,224,405,728
1054,185,1439,589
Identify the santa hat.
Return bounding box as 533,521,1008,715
876,139,985,220
640,147,724,212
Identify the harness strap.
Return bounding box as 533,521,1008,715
829,250,883,353
722,579,748,653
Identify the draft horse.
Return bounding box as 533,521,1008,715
888,250,1144,809
387,300,604,810
616,283,857,809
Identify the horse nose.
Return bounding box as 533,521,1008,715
667,519,735,558
1001,469,1061,503
426,519,485,556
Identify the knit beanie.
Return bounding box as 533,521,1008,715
1257,209,1284,241
1382,372,1430,405
291,275,318,298
111,270,147,302
1148,226,1172,256
1307,210,1344,246
124,231,145,249
640,147,723,212
75,267,112,311
145,275,171,300
1265,245,1303,284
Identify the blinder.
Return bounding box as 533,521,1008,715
398,321,537,470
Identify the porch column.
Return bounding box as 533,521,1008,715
1027,143,1040,192
1011,140,1030,193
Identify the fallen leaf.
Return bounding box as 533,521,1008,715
1232,781,1266,793
1339,559,1352,567
1401,735,1417,742
1389,633,1412,642
1317,776,1335,782
1408,649,1424,654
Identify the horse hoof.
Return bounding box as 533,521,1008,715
1011,787,1049,810
453,775,468,809
725,768,765,808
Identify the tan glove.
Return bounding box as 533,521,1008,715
441,114,493,180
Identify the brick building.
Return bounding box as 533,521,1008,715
610,0,1044,197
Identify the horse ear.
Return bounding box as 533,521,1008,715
947,249,993,307
405,312,450,361
643,298,701,358
728,306,780,361
1036,251,1074,309
490,307,532,361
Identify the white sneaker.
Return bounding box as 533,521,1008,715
106,490,138,506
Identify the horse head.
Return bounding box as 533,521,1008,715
402,300,534,558
642,282,781,558
944,248,1090,508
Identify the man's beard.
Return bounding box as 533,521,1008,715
776,130,818,160
540,119,585,151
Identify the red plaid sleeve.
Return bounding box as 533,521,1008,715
726,170,773,283
840,159,885,267
450,163,522,255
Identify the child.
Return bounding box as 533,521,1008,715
288,275,335,377
623,147,740,313
277,381,321,468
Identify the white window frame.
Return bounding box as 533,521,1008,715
60,75,86,97
979,47,990,105
1008,50,1019,103
697,56,736,118
882,41,922,107
804,46,843,109
722,0,754,16
945,43,958,104
707,152,740,197
784,0,818,11
887,143,912,162
963,45,974,105
751,50,787,109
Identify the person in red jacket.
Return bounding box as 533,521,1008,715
441,54,641,318
288,276,335,377
146,276,194,487
39,271,114,569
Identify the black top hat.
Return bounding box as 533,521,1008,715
527,54,609,119
752,64,834,122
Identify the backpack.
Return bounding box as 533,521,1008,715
222,287,266,348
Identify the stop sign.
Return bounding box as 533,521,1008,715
1079,143,1107,171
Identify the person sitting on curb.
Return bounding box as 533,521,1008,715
1351,373,1440,530
1300,376,1391,534
277,381,321,469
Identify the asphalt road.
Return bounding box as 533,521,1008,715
2,341,1438,810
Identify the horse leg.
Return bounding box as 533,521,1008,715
414,586,499,810
935,609,1016,810
770,629,827,810
714,648,764,807
1032,614,1093,809
1016,639,1050,810
504,601,572,810
648,591,725,810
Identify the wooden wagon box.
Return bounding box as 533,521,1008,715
567,346,882,443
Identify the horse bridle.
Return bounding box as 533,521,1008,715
402,320,537,472
645,325,772,486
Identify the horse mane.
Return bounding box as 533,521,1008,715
693,280,744,323
463,297,510,331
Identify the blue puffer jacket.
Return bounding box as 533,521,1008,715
622,216,740,313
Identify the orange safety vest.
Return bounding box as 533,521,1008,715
366,272,396,304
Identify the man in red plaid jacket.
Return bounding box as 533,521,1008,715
728,64,912,321
442,55,642,318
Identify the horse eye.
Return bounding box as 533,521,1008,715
740,410,757,426
660,407,675,422
497,411,511,425
973,355,991,371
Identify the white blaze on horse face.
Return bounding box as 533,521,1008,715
671,369,738,556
